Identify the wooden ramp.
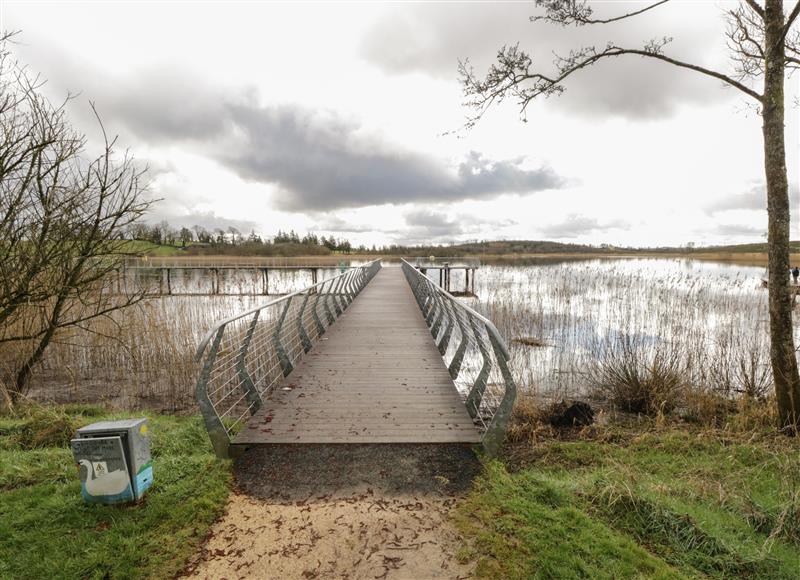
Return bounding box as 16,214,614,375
234,266,481,445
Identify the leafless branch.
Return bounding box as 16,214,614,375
0,35,153,398
532,0,671,26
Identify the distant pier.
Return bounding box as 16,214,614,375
409,257,480,296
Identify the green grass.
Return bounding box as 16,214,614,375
0,404,231,579
456,428,800,579
120,240,187,256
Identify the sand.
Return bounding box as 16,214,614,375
182,444,479,580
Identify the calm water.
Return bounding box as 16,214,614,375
32,258,788,409
448,258,785,399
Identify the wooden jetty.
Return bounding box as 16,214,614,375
124,260,347,296
234,267,481,445
409,257,480,295
194,260,515,458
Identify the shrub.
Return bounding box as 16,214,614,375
591,342,685,416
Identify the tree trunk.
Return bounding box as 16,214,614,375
764,0,800,433
12,290,68,403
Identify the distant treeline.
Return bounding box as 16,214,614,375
125,221,800,258
125,222,357,256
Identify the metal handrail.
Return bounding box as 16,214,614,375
401,258,515,455
195,259,382,457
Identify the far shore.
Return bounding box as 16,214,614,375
133,251,781,268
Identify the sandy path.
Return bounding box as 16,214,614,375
183,445,479,580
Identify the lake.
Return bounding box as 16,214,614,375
26,258,787,410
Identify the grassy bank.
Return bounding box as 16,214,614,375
455,421,800,579
0,404,231,579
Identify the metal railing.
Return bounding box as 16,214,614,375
401,259,516,455
195,259,382,457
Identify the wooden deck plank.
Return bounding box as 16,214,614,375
234,266,481,445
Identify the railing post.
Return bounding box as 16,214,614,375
430,289,445,341
297,293,313,353
342,271,354,306
236,311,263,414
465,318,492,419
424,284,437,327
274,296,294,376
437,295,455,356
322,279,336,325
448,309,469,379
311,288,326,336
483,333,517,456
195,327,231,458
412,276,426,309
329,277,343,316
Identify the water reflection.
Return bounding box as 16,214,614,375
462,258,782,400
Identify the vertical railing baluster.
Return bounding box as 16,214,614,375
297,293,312,353
195,326,231,458
323,279,336,324
465,318,492,419
437,295,455,356
483,333,517,456
331,277,343,316
430,289,445,341
311,287,326,336
448,308,469,380
274,296,294,376
425,283,437,327
236,311,263,414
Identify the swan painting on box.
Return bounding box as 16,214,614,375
78,459,133,502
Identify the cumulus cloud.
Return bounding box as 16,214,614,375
360,2,735,119
540,214,629,239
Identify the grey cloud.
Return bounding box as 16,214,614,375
404,209,464,237
20,45,565,213
540,214,629,239
90,70,231,143
218,106,563,211
402,208,518,242
707,183,799,214
360,3,733,119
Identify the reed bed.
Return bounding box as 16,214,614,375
464,259,784,415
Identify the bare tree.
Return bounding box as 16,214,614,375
460,0,800,432
0,35,153,404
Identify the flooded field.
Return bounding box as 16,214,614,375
20,258,788,411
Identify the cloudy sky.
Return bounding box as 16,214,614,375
2,1,799,247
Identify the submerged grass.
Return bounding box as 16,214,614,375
456,419,800,579
0,404,231,579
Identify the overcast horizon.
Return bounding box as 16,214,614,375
3,1,799,248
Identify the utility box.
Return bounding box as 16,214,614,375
70,418,153,505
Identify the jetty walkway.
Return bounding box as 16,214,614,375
195,260,515,457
